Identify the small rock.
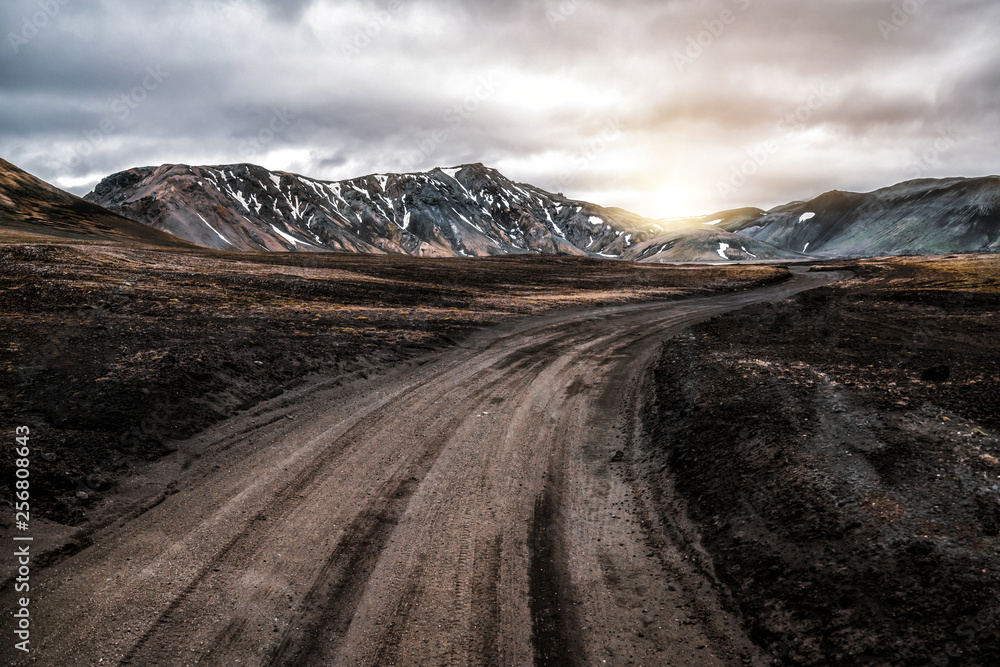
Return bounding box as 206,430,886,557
75,490,90,502
86,475,112,492
254,361,264,366
921,365,951,382
611,450,625,463
42,452,57,462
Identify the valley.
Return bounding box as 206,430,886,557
2,159,999,665
5,0,999,663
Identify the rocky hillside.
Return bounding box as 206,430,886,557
86,163,668,258
0,158,194,247
622,220,808,263
723,176,1000,258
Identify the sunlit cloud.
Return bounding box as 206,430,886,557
1,0,998,219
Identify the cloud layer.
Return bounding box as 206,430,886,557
2,0,998,217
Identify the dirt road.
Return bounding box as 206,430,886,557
6,267,848,666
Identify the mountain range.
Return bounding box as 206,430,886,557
83,162,802,262
2,156,999,262
84,162,1000,261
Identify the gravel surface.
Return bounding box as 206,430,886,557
0,264,842,666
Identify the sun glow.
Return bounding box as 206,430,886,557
644,183,707,221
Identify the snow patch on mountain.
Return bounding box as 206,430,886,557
269,224,313,248
86,162,665,258
197,213,233,246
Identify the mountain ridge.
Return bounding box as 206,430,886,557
83,161,804,262
13,156,994,262
86,162,646,257
720,175,1000,257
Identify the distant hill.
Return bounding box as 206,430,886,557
724,177,1000,257
621,221,807,263
0,158,195,247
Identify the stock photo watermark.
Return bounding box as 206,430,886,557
716,85,834,201
878,0,931,40
7,0,71,54
673,0,752,73
213,0,249,20
10,425,34,654
555,117,624,191
401,73,502,171
342,0,404,61
904,127,961,179
61,65,169,169
546,0,585,28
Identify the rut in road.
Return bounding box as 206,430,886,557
7,268,848,667
119,326,594,666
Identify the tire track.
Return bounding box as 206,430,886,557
117,412,423,665
471,533,504,666
529,479,580,667
265,347,581,667
269,415,463,667
117,362,507,666
326,334,590,667
10,269,850,667
368,561,427,667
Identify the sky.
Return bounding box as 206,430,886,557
2,0,999,219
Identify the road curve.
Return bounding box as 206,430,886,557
7,267,849,667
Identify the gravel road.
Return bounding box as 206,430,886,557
5,267,848,666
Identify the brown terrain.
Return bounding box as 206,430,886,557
641,255,1000,665
1,231,793,665
0,158,195,249
2,191,999,665
0,242,784,525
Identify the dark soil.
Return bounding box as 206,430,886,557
640,255,1000,665
0,241,786,526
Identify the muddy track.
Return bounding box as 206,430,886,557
5,268,848,667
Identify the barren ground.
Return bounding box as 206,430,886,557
0,243,783,527
1,241,794,665
639,255,1000,665
3,243,996,666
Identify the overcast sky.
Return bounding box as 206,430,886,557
2,0,998,218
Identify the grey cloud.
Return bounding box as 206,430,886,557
256,0,318,21
1,0,998,215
